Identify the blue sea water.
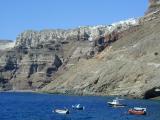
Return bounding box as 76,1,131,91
0,92,160,120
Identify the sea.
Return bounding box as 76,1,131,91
0,92,160,120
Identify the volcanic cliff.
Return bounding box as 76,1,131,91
0,0,160,99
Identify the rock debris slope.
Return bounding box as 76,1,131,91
1,0,160,99
0,19,138,91
42,12,160,99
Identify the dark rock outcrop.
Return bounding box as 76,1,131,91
144,87,160,99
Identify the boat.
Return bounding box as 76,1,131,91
107,97,126,107
128,107,146,115
72,104,85,110
53,108,69,114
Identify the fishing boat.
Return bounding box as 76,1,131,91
72,104,85,110
107,97,125,107
128,107,146,115
53,108,69,114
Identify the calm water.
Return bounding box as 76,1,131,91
0,92,160,120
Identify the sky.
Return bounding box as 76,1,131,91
0,0,148,40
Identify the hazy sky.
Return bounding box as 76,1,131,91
0,0,148,40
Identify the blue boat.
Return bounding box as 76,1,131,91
72,104,85,110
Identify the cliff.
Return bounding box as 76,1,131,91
0,19,139,92
41,11,160,99
146,0,160,14
1,0,160,99
0,40,15,50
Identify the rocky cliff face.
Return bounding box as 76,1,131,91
41,11,160,99
0,40,15,50
15,19,138,48
0,19,139,91
146,0,160,14
0,40,15,90
1,1,160,99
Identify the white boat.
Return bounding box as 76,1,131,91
72,104,85,110
107,97,125,107
53,109,69,114
133,107,146,111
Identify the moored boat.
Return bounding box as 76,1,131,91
128,107,146,115
107,97,126,107
72,104,85,110
53,108,69,114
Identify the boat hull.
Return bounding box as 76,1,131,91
128,109,146,115
108,102,126,107
54,109,69,114
72,105,85,110
72,106,84,110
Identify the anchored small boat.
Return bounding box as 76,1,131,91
53,108,69,114
107,97,126,107
72,104,85,110
128,107,146,115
